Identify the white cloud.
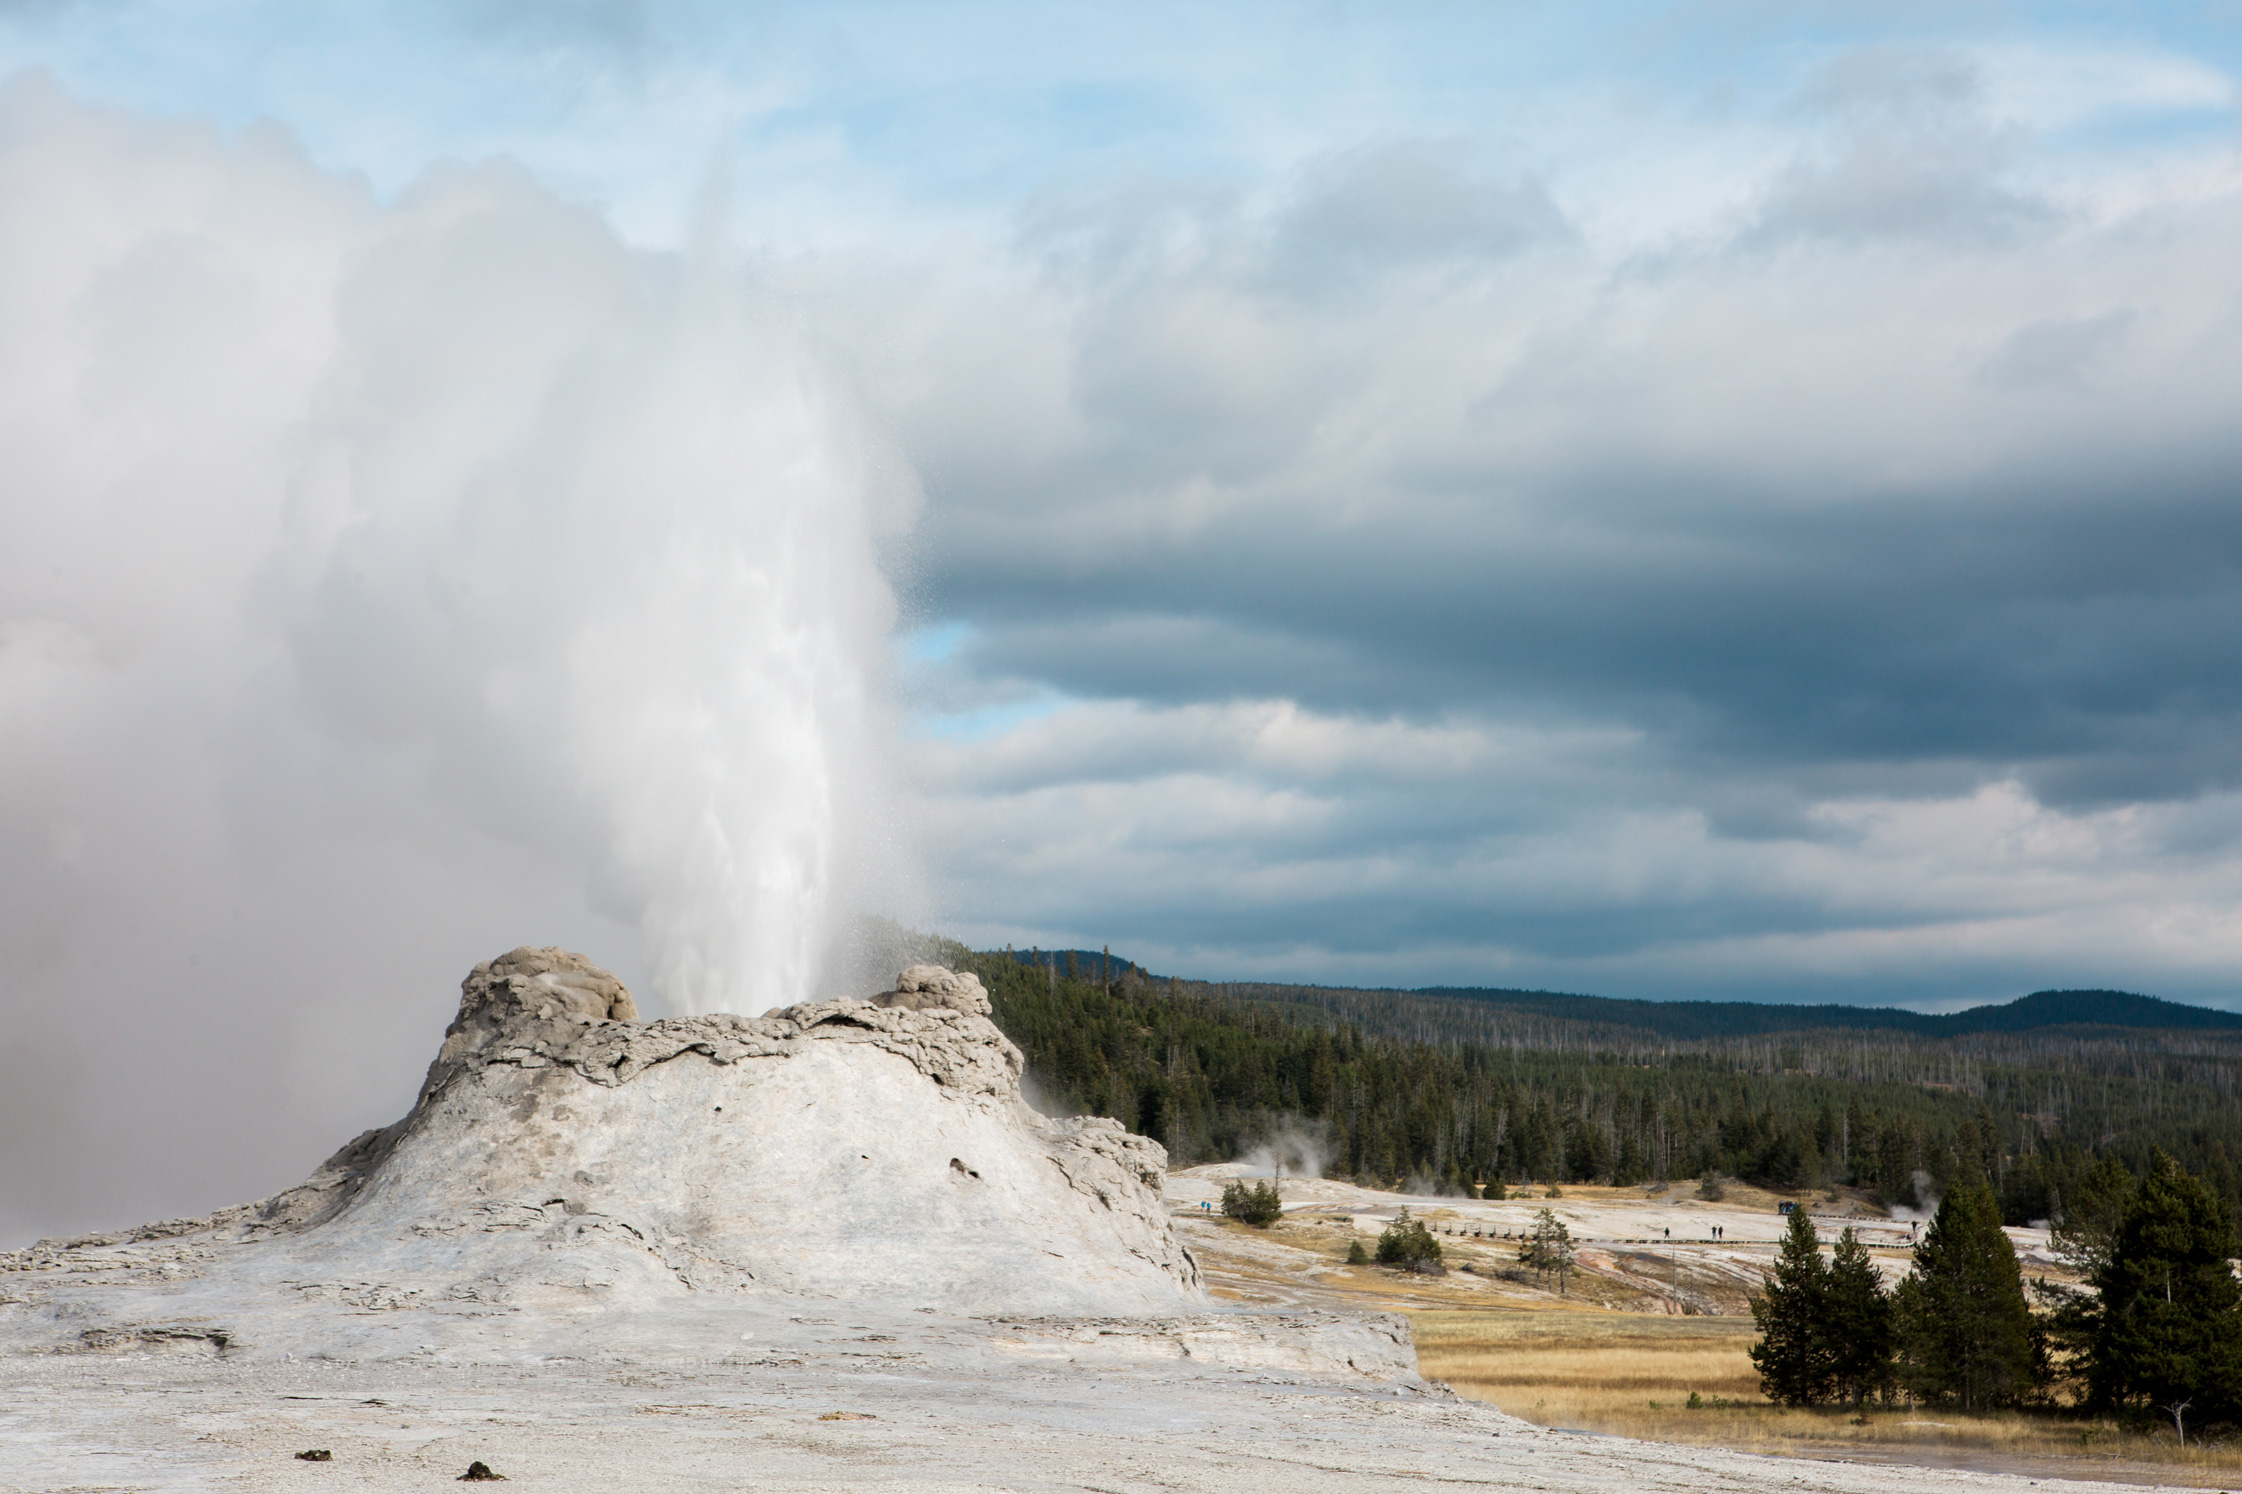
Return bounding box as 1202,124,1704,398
920,698,2242,1003
1977,41,2237,132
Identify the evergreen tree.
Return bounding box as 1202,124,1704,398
1814,1100,1839,1161
1751,1208,1832,1405
2042,1152,2142,1366
2086,1152,2242,1439
1518,1207,1576,1294
2053,1153,2137,1279
1221,1178,1283,1227
1893,1184,2039,1410
1823,1226,1894,1406
1375,1208,1442,1269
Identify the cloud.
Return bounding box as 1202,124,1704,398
835,35,2242,1012
1268,141,1575,294
878,128,2242,779
1980,308,2135,390
918,697,2242,1005
1744,45,2058,246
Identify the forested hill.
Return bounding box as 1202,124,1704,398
1415,985,2242,1040
972,938,2242,1221
996,946,2241,1049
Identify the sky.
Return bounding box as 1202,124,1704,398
7,1,2242,1239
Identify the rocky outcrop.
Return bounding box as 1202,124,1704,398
419,946,641,1098
868,963,994,1014
13,951,1201,1319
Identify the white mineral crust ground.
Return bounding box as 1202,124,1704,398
0,952,2173,1491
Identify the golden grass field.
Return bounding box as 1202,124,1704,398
1412,1309,2242,1487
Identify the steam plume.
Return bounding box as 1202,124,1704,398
0,79,910,1240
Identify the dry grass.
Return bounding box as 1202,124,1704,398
1413,1309,2242,1487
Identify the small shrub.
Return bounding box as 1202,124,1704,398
1346,1239,1370,1265
1686,1391,1704,1409
1480,1178,1507,1201
1697,1172,1728,1202
1375,1208,1443,1268
1546,1183,1563,1198
1220,1179,1284,1227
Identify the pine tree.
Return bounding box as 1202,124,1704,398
1894,1184,2039,1410
1822,1226,1893,1406
2086,1152,2242,1439
2043,1152,2140,1366
1375,1208,1442,1269
1518,1207,1576,1294
1750,1207,1831,1404
2053,1153,2137,1278
1221,1179,1283,1227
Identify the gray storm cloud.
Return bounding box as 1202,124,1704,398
859,56,2242,1005
0,80,911,1244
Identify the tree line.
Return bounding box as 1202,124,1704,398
1752,1152,2242,1437
957,945,2242,1222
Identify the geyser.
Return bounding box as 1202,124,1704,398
1,83,915,1241
293,184,911,1020
11,951,1203,1320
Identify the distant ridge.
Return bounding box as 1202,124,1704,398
1411,985,2242,1040
986,941,2242,1042
1003,948,1148,980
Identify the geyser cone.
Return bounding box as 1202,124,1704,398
221,949,1203,1317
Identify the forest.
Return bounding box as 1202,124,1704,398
941,943,2242,1223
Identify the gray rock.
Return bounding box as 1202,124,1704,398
868,963,992,1015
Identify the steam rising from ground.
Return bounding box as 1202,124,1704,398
0,80,910,1238
1235,1125,1329,1183
1885,1172,1945,1224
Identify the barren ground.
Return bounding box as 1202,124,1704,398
0,1167,2194,1493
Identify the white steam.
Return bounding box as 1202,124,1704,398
304,202,910,1017
1236,1124,1329,1181
0,80,910,1240
1886,1171,1944,1223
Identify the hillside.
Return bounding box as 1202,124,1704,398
996,948,2242,1042
977,943,2242,1224
1418,984,2242,1039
